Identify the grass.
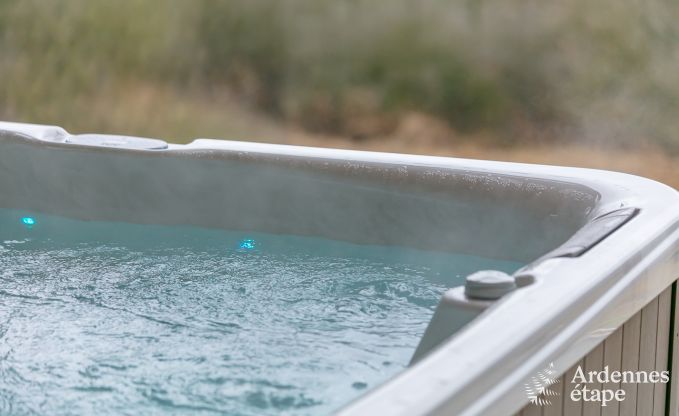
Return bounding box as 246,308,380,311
0,0,678,152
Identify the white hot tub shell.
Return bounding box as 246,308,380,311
1,121,678,416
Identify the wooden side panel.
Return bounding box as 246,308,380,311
519,402,543,416
653,287,672,416
619,312,642,416
602,327,623,416
513,285,673,416
636,297,659,414
668,283,679,416
583,343,604,416
562,360,585,416
543,360,566,416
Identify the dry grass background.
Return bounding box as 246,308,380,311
0,0,677,187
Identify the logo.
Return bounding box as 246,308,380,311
569,365,669,407
524,362,560,406
525,362,671,407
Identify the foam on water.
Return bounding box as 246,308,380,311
0,210,522,415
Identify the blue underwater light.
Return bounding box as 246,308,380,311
239,239,256,250
21,216,36,228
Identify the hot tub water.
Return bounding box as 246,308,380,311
0,209,521,415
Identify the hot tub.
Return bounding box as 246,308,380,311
1,121,678,415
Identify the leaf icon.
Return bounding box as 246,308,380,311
524,362,560,406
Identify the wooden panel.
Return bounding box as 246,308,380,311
563,360,584,416
520,402,543,416
583,343,604,416
619,311,642,416
668,283,679,416
637,298,660,414
513,283,674,416
602,326,623,416
543,359,566,416
653,287,672,416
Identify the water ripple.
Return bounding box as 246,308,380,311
0,209,522,415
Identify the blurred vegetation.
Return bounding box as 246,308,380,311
0,0,678,149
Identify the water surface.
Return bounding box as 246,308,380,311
0,210,521,415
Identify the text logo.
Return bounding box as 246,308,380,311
570,365,669,407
